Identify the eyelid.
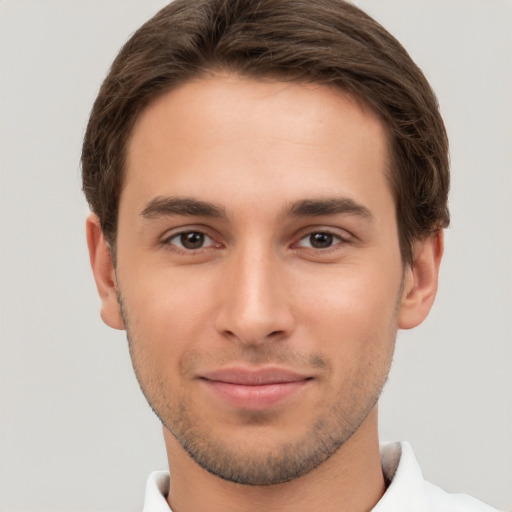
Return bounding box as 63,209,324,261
292,226,353,245
295,232,343,248
160,225,222,251
169,232,214,247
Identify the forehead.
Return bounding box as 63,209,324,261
122,74,392,221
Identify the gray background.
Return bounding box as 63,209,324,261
1,1,510,510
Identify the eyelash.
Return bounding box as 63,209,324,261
160,227,352,256
293,230,350,252
160,229,219,253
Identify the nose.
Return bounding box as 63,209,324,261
213,246,296,346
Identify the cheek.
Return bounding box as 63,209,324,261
120,267,218,358
296,262,402,353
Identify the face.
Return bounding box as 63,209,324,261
102,75,417,484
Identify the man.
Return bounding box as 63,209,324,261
82,0,499,510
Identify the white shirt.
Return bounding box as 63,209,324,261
142,442,501,512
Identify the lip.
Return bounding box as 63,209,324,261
199,367,312,410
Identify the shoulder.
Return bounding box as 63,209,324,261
423,480,502,512
375,442,502,512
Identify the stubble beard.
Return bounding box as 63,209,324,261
117,290,398,486
162,383,386,485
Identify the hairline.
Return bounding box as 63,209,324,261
105,69,411,267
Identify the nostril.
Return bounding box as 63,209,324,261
220,328,285,345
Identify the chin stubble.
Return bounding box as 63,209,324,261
116,279,401,486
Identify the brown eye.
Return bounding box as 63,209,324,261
309,233,334,248
296,231,344,250
165,230,215,250
180,231,205,249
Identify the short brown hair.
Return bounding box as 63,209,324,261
82,0,449,264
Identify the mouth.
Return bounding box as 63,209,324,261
199,367,313,410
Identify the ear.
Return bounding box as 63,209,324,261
398,231,444,330
86,213,125,330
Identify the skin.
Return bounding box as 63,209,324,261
87,74,443,512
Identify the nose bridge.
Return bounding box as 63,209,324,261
215,238,293,344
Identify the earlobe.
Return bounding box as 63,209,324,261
398,231,444,330
86,213,125,330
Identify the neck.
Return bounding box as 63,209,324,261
163,407,386,512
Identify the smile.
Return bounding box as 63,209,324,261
199,367,313,410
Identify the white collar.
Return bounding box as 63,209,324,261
143,469,170,512
142,441,498,512
373,441,429,511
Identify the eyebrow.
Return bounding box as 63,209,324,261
140,196,372,222
285,198,373,220
140,197,228,220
